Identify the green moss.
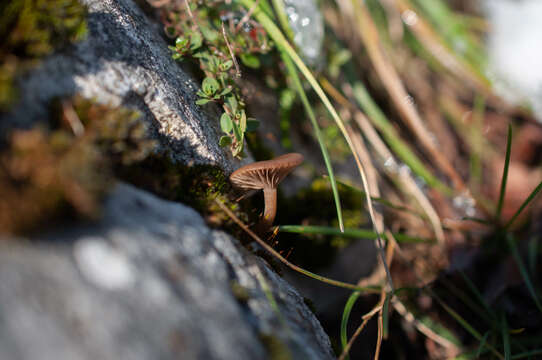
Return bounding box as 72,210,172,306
0,96,155,235
117,154,255,236
0,0,87,59
0,0,87,110
230,280,251,303
258,334,293,360
274,178,368,269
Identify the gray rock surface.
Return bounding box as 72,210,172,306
1,0,249,172
0,183,334,360
484,0,542,122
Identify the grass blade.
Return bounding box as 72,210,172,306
511,349,542,359
459,271,497,322
382,292,391,339
433,293,504,359
280,52,345,233
505,180,542,229
327,175,428,220
352,82,452,195
497,124,512,221
506,235,542,314
278,225,431,243
341,291,361,360
476,331,490,358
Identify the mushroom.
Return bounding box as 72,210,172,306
229,153,304,232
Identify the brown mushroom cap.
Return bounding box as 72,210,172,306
229,153,304,189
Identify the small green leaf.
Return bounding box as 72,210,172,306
220,86,233,97
226,95,238,113
246,119,259,132
220,113,233,133
219,136,232,147
239,110,247,133
172,53,182,60
196,98,211,105
220,60,233,71
202,77,220,96
240,53,260,68
200,26,218,42
233,142,244,157
232,121,242,142
190,32,202,50
176,36,189,48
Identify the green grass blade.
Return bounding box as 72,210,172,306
459,270,497,322
351,82,453,195
433,293,504,359
512,349,542,359
278,225,431,243
476,331,490,358
505,180,542,229
497,124,512,221
341,291,361,360
506,235,542,314
280,52,345,233
410,0,488,76
327,176,428,220
501,313,511,360
382,292,391,339
270,0,294,42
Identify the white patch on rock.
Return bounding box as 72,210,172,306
74,237,135,290
484,0,542,121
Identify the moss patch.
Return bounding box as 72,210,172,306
0,0,87,110
230,280,251,304
258,334,293,360
0,96,155,235
274,178,368,269
116,153,256,239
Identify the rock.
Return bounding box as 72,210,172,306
283,0,324,67
1,0,248,172
0,183,334,360
484,0,542,122
0,1,336,358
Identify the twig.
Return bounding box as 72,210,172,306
338,305,381,360
214,198,380,293
221,22,241,78
61,99,84,137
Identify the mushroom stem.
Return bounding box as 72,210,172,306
258,187,277,232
